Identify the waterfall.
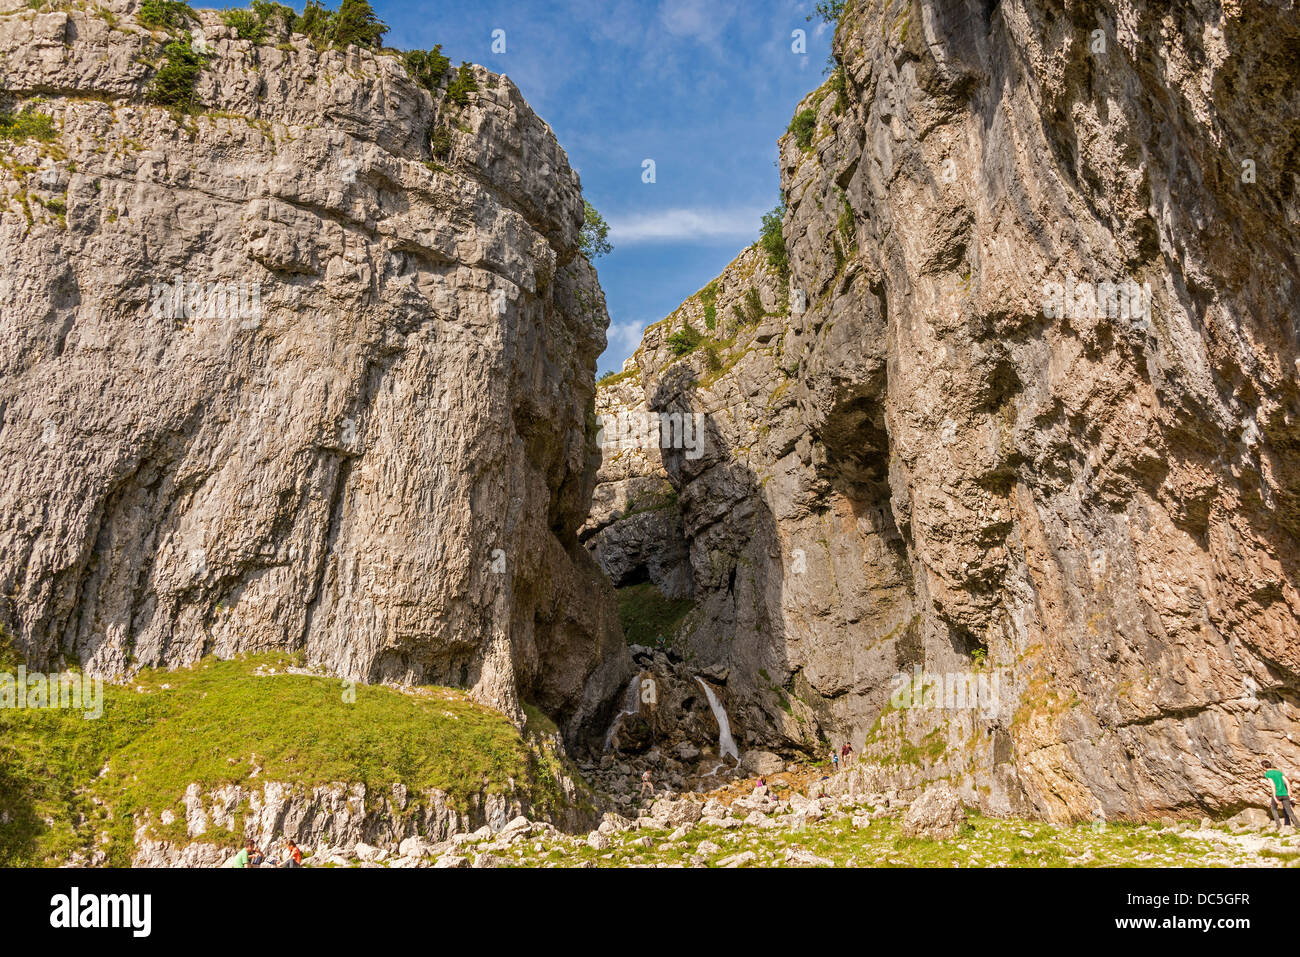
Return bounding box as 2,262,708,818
694,676,739,761
602,676,643,751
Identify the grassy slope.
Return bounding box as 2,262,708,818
0,654,541,866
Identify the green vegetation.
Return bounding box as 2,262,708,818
137,0,196,30
430,124,454,161
0,104,57,143
597,367,637,387
404,46,451,94
330,0,388,50
740,287,765,324
581,200,613,260
288,0,385,50
616,582,696,647
146,35,210,111
221,8,267,42
446,62,479,106
498,810,1282,869
806,0,846,26
699,281,720,329
829,65,848,114
666,320,704,357
0,654,540,867
296,0,334,41
788,108,817,152
0,626,19,670
760,203,789,278
250,0,297,29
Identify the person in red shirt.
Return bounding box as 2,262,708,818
283,839,303,868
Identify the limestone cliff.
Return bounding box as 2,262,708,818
590,0,1300,821
0,0,629,735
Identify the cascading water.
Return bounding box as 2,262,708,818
602,675,643,751
695,676,738,764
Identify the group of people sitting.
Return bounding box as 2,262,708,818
225,838,304,868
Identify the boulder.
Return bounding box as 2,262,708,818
784,847,834,867
718,851,756,868
1226,807,1272,830
741,751,786,776
398,836,437,859
901,784,967,840
650,798,703,827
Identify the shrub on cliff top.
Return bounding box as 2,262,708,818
446,61,479,106
290,0,386,50
138,0,196,30
330,0,388,50
404,46,451,94
295,0,334,42
218,2,296,42
251,0,297,29
220,8,267,43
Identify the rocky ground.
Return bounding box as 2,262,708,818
293,773,1300,869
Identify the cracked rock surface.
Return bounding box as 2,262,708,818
0,0,630,735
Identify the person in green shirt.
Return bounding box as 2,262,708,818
225,842,254,868
1262,760,1298,828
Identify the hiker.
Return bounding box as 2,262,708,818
640,769,654,801
248,841,265,868
225,841,254,869
283,839,303,868
840,742,852,769
831,749,839,772
1263,759,1299,828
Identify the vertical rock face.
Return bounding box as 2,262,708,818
0,1,628,732
590,0,1300,820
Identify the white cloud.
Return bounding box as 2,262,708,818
609,206,765,244
604,318,649,357
659,0,733,41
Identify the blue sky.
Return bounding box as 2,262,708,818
373,0,833,375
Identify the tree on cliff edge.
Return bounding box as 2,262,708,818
581,201,613,260
322,0,388,50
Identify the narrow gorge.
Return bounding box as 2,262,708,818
585,0,1300,823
